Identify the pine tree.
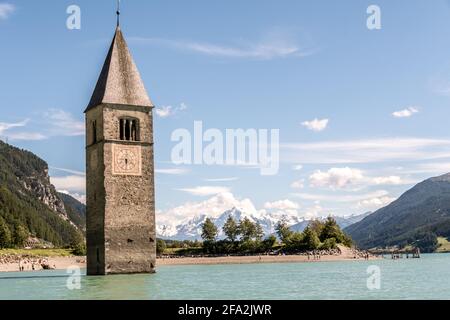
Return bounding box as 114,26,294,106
0,217,11,248
275,218,293,243
239,217,257,241
201,218,218,242
320,217,344,243
254,222,264,241
156,239,166,255
303,227,320,250
13,225,28,247
223,215,240,242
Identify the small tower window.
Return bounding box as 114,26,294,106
92,120,97,144
119,118,139,141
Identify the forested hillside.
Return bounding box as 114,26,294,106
0,141,84,248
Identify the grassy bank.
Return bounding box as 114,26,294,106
0,248,74,257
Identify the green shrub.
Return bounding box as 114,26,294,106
71,242,86,256
156,239,167,255
321,237,337,250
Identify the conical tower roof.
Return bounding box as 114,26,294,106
85,26,153,112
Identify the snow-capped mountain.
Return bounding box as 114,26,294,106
156,207,371,240
290,212,372,233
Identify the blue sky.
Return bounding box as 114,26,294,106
2,0,450,227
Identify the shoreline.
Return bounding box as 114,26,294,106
0,247,379,273
0,256,86,273
0,256,377,273
157,254,379,267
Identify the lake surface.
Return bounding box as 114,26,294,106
1,253,450,300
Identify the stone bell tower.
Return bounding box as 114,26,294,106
85,16,156,275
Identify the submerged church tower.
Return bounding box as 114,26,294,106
85,13,156,275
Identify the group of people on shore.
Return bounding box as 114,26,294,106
159,247,344,260
0,255,55,272
352,249,371,260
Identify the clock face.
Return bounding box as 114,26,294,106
117,149,136,171
112,145,142,176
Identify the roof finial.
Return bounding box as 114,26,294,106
116,0,121,27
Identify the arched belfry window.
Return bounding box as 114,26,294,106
119,118,139,141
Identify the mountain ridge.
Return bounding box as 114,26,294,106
157,207,370,241
0,141,84,247
345,172,450,251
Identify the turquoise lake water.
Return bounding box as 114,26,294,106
1,253,449,300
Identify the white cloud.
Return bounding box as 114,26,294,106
157,192,257,226
156,168,189,175
0,119,46,141
157,191,330,227
264,199,299,210
282,137,450,164
155,106,173,118
58,190,86,205
308,167,406,190
130,29,316,61
309,167,364,189
293,164,303,171
0,3,15,20
50,175,86,193
290,179,305,189
180,41,300,60
357,196,396,210
292,190,390,203
177,186,231,196
301,118,329,132
43,109,84,136
0,119,28,133
392,107,419,118
372,176,402,185
50,167,86,176
302,204,324,220
0,109,84,141
155,103,188,118
5,132,47,141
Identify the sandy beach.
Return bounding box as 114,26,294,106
158,246,378,266
0,246,377,273
0,256,86,273
157,253,377,266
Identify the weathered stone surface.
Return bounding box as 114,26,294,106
85,27,156,276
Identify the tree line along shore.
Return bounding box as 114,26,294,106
0,216,377,272
157,216,363,258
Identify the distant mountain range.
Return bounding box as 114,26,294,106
156,207,371,241
3,140,450,251
345,173,450,250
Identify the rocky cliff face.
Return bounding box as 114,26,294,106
22,170,67,218
0,140,84,247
